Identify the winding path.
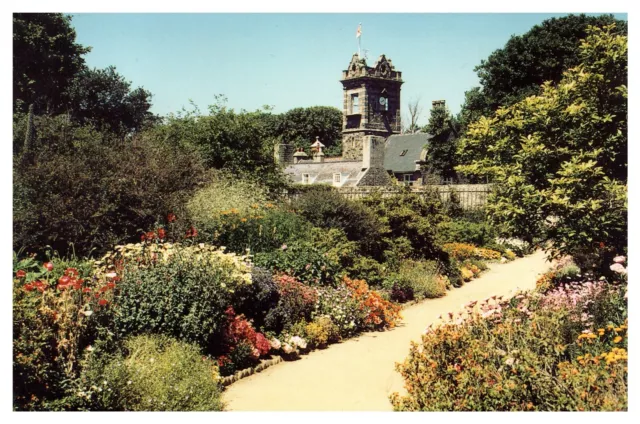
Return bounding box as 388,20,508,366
223,250,550,411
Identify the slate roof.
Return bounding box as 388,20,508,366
284,160,365,187
384,133,432,173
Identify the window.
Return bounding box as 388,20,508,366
333,173,341,183
403,174,413,186
302,173,310,184
351,94,359,114
399,149,408,156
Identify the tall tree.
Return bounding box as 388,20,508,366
13,13,90,114
67,66,158,136
457,14,627,131
424,103,458,182
276,106,343,156
457,24,627,269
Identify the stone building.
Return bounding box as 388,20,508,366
276,53,436,187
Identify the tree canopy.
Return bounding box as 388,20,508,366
423,103,458,182
457,14,627,130
276,106,343,156
457,24,627,266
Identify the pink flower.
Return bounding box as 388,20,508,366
613,255,626,264
281,244,288,250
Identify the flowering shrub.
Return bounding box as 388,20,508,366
218,306,271,375
254,241,340,286
313,284,364,337
13,256,113,410
77,335,223,411
263,274,318,333
384,259,446,301
443,243,501,262
343,277,402,330
391,273,627,411
111,248,252,353
304,316,341,348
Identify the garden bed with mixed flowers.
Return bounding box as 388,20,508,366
390,255,628,411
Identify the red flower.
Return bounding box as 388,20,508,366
167,213,177,223
98,299,108,306
141,233,146,242
43,262,54,272
599,242,606,249
33,280,46,292
16,270,26,278
58,275,71,285
157,228,166,240
145,231,155,240
23,283,34,292
185,226,198,238
64,268,79,277
82,287,92,293
106,282,116,289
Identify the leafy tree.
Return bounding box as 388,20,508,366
152,96,286,191
67,66,158,136
423,103,459,182
276,106,343,156
457,24,627,268
457,14,627,132
13,13,90,114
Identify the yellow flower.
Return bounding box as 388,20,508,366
613,336,622,343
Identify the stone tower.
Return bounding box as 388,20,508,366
340,53,403,161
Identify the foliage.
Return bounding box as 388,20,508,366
391,273,627,411
77,335,223,411
110,243,252,354
343,277,402,331
423,103,459,181
313,284,365,338
438,218,498,248
13,117,206,257
443,243,501,262
13,13,90,114
66,66,158,136
263,274,318,334
13,255,113,410
362,188,448,261
293,188,387,259
386,260,447,301
304,316,341,348
457,25,627,267
152,97,286,191
253,241,341,286
462,14,626,119
232,267,280,330
276,106,343,156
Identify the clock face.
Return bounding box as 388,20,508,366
379,97,387,105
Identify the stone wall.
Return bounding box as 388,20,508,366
356,136,392,186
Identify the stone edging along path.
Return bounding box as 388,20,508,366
222,250,550,411
220,258,519,387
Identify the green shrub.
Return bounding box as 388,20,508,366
111,244,252,354
362,188,448,261
292,188,387,259
218,340,259,377
438,218,498,248
264,274,318,334
232,267,280,330
13,117,206,258
387,260,446,300
313,284,365,338
77,335,223,411
253,241,340,286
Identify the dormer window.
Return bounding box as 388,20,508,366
400,149,408,156
333,173,341,183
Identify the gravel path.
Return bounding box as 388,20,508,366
223,250,551,411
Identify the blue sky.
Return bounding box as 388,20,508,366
70,13,627,125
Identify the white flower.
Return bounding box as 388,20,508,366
613,255,626,264
127,380,132,385
105,271,118,279
270,338,282,350
505,357,515,366
610,263,627,275
85,345,94,352
83,310,93,317
282,343,293,354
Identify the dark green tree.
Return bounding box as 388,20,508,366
67,66,158,136
276,106,343,156
13,13,90,114
424,103,458,182
457,14,627,132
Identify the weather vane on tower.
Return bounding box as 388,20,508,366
356,23,362,58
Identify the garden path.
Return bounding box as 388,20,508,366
223,250,550,411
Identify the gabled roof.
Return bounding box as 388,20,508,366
284,160,364,187
384,133,432,173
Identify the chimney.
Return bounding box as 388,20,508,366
274,143,294,165
293,148,309,164
432,100,446,108
311,136,326,163
356,135,392,186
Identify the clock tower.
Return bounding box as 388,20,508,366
340,53,403,161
